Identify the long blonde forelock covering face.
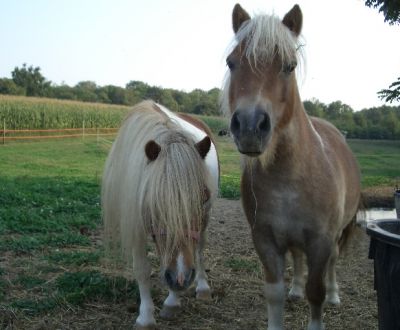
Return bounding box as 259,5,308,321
139,130,208,265
102,101,210,266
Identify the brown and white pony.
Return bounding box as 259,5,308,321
102,101,218,329
222,4,361,330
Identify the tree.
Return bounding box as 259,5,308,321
364,1,400,102
303,99,325,118
74,81,98,102
365,0,400,25
378,77,400,103
11,63,50,96
0,78,25,95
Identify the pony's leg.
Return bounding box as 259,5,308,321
160,290,182,319
254,238,286,330
134,244,156,329
288,248,304,301
325,244,340,305
305,240,332,330
195,231,212,300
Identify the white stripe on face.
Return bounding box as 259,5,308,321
177,252,186,286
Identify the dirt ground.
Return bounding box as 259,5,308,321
3,198,379,330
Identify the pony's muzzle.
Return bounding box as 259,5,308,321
230,107,271,155
164,268,196,291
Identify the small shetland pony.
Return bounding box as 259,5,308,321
222,4,361,330
102,101,218,329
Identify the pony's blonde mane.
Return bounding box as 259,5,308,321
102,101,212,265
220,13,305,116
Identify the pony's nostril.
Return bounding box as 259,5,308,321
230,112,241,134
165,270,174,286
189,268,196,282
258,113,270,133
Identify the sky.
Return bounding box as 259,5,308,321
1,0,399,111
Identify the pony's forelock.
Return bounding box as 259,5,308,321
220,12,306,114
139,130,209,264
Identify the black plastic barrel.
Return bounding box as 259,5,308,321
395,190,400,219
367,219,400,330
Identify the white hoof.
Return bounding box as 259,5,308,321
326,293,341,305
288,286,304,301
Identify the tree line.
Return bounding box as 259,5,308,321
0,64,220,116
304,99,400,140
0,64,399,139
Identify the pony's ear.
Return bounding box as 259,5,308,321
195,136,211,159
282,4,302,37
232,3,251,33
145,140,161,161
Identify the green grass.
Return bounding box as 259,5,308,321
224,257,260,274
348,139,400,187
0,132,398,316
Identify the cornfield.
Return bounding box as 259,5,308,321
0,95,130,129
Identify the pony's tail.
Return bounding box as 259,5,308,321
339,192,366,254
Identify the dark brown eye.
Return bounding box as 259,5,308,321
282,61,297,74
226,58,235,70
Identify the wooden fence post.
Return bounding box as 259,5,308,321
82,120,85,140
2,119,5,145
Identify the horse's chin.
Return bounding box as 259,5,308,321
239,150,262,157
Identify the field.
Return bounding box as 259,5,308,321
0,135,398,329
0,97,399,329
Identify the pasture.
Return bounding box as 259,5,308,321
0,132,398,328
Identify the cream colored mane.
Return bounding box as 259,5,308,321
102,101,213,264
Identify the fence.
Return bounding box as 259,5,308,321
1,120,118,144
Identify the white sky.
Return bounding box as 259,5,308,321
1,0,399,111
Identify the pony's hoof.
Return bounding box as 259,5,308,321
135,322,157,330
326,294,341,306
159,304,181,320
288,288,304,301
196,289,212,301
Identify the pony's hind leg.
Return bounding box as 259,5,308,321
288,248,305,301
195,231,212,300
134,243,156,329
325,243,340,305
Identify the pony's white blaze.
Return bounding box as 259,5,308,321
157,104,219,190
177,253,185,286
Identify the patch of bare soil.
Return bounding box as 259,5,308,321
1,198,378,330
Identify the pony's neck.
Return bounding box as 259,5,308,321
259,81,310,170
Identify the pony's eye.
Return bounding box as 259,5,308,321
282,61,297,74
226,58,235,70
